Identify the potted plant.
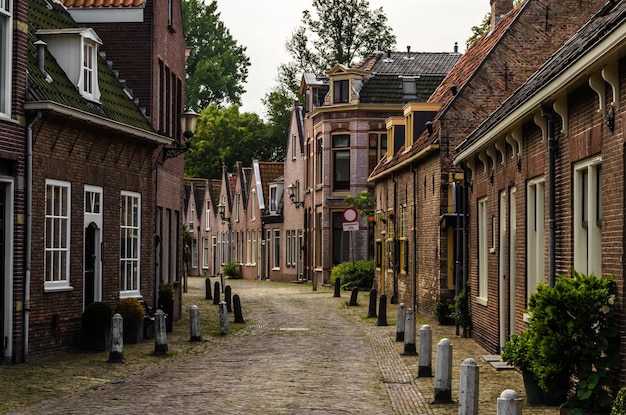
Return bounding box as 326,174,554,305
116,298,145,344
80,301,113,351
158,282,175,333
502,330,544,404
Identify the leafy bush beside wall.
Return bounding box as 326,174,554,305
330,260,374,291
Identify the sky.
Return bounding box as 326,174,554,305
215,0,491,116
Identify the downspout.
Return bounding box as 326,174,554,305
542,107,556,287
391,172,398,304
25,109,41,363
411,163,417,312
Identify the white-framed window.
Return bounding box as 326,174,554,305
269,184,279,214
81,39,99,101
291,229,297,267
120,191,141,296
189,201,194,231
246,231,251,265
477,197,488,305
332,134,350,192
0,0,12,117
292,134,297,159
219,233,225,266
45,180,71,291
202,238,209,269
191,238,198,268
236,193,240,222
252,230,257,266
527,177,545,299
286,230,292,267
574,157,602,276
205,200,210,231
250,190,256,220
272,229,280,269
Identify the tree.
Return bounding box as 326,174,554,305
466,0,524,48
184,105,285,180
182,0,250,109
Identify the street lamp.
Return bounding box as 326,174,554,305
286,182,303,208
163,108,200,160
217,202,231,226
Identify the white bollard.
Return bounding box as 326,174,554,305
219,301,229,335
458,358,479,415
396,303,406,342
497,389,522,415
433,338,453,403
154,309,168,355
402,309,416,355
189,305,202,342
418,324,433,377
108,313,124,363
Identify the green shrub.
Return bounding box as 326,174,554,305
81,302,113,330
435,300,455,325
158,282,175,300
330,260,374,291
611,387,626,415
115,298,145,323
223,261,241,279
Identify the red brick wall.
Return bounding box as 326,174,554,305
27,115,157,358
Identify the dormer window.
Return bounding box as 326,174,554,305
269,184,279,214
37,28,102,102
333,79,349,103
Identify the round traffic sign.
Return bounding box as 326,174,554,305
343,207,358,222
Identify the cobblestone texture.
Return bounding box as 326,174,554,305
2,278,559,414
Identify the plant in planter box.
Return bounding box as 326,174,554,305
528,271,619,413
116,298,145,344
502,330,544,404
80,302,113,351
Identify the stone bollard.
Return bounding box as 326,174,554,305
225,285,232,312
418,324,433,377
219,301,228,335
497,389,522,415
108,313,124,363
367,289,377,318
376,294,388,326
189,305,202,342
154,309,168,355
459,358,479,415
402,309,417,355
205,277,212,300
433,338,453,403
349,287,359,306
233,294,245,323
213,281,221,305
220,273,225,293
334,277,341,297
396,303,406,342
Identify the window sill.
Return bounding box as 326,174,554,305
44,285,74,293
272,267,280,271
476,296,488,307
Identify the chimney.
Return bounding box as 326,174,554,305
491,0,513,29
34,40,46,72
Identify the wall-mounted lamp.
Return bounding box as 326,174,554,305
286,183,304,208
425,120,433,135
217,202,231,225
163,108,200,160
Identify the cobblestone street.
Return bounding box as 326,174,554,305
3,277,558,414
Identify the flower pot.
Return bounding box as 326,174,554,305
522,370,545,404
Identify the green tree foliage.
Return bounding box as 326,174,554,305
184,105,287,180
466,0,524,48
182,0,250,109
343,190,374,218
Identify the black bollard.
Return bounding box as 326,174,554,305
349,287,359,306
213,281,221,305
367,289,377,318
225,285,232,312
334,277,341,297
377,294,388,326
233,294,245,323
205,277,212,300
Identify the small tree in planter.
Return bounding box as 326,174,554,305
158,283,175,333
116,298,145,344
502,330,544,404
80,302,113,351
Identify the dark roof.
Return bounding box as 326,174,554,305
459,0,626,152
258,162,283,203
355,51,460,76
27,0,154,133
359,74,446,104
62,0,143,7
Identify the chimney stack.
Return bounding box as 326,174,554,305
491,0,513,29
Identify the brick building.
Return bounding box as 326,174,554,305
455,0,626,358
368,0,604,345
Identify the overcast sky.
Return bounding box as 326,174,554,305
215,0,491,116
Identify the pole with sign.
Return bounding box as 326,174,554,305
343,208,359,265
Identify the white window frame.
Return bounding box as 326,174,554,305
189,201,194,231
527,177,545,299
205,201,210,231
202,237,209,269
45,179,72,291
120,191,141,297
574,157,602,276
286,230,292,267
246,230,251,265
80,38,99,101
250,189,256,220
292,134,297,160
252,230,257,266
272,229,280,270
0,0,12,117
236,193,240,222
477,197,488,305
269,185,278,214
191,237,198,268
